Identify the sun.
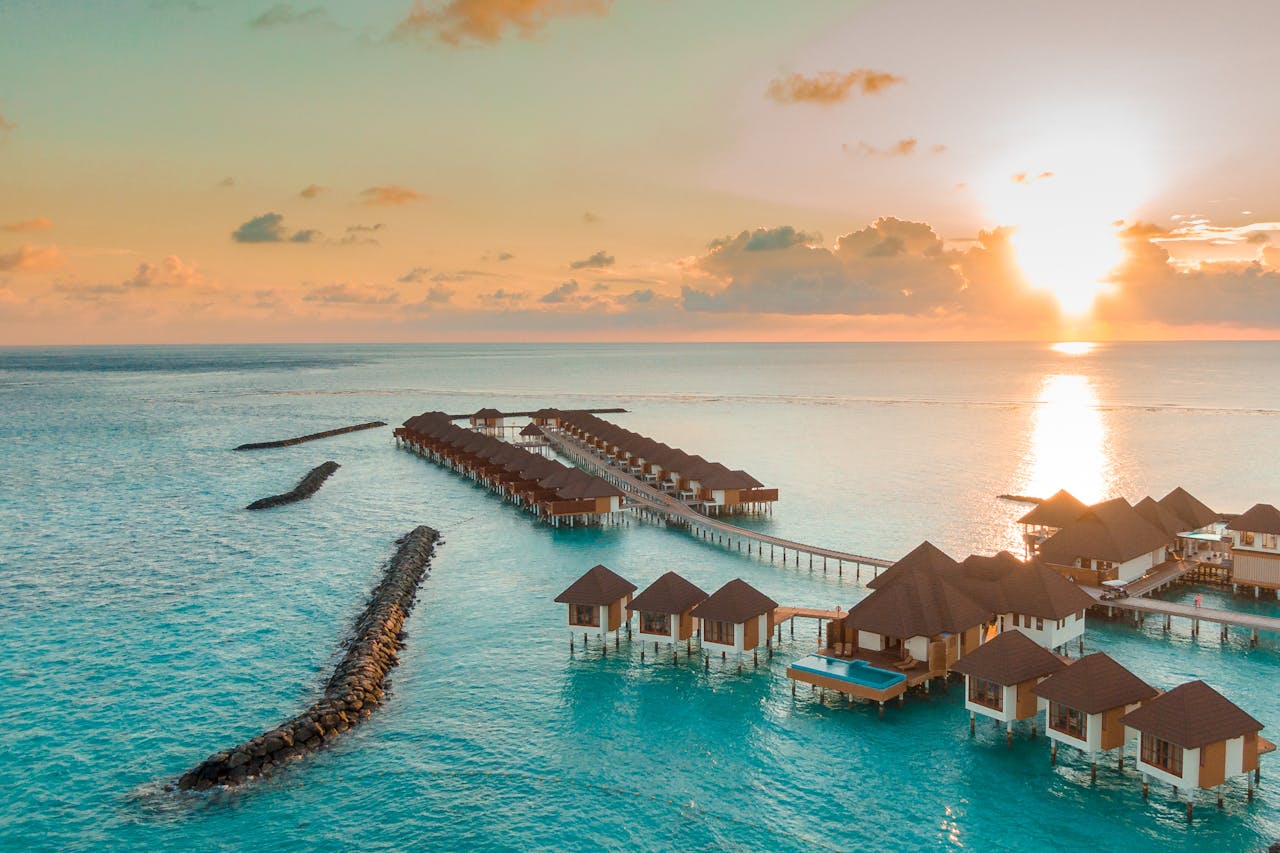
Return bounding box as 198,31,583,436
979,113,1154,316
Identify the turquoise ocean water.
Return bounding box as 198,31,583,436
2,342,1279,851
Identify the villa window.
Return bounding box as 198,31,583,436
1243,532,1256,546
1140,734,1183,776
570,604,599,627
968,677,1003,711
704,620,736,645
640,611,671,635
1265,533,1278,550
1035,617,1044,631
1050,703,1086,739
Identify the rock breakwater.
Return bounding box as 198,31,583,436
245,461,340,510
173,525,441,791
234,420,386,451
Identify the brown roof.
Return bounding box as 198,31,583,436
1158,486,1218,531
1038,498,1170,565
1133,496,1186,539
1017,489,1088,528
1121,680,1262,749
1032,652,1157,714
627,571,708,615
867,541,963,589
1227,503,1280,535
844,568,990,639
555,475,625,500
958,553,1094,619
472,407,503,418
950,630,1066,685
692,578,778,624
554,564,637,606
519,423,544,437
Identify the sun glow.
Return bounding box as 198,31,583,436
1050,341,1095,356
1022,373,1111,506
980,115,1154,316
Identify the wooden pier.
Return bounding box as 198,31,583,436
1083,585,1280,645
544,427,893,576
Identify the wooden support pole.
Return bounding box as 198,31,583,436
1051,741,1057,764
970,712,975,736
1091,762,1097,784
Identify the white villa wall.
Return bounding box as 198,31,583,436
857,631,883,651
963,677,1017,724
637,613,682,644
1232,551,1280,587
701,621,744,653
1003,611,1085,649
1138,746,1201,791
1117,547,1166,583
905,636,929,662
1226,736,1246,777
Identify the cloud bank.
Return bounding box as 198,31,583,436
393,0,612,46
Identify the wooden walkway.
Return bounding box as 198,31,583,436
1120,560,1198,597
1083,585,1280,641
544,428,894,573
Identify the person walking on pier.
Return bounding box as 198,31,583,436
1195,593,1203,608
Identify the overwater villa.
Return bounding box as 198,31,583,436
1031,652,1157,776
555,564,636,643
1159,486,1229,562
1121,680,1269,814
1226,503,1280,594
627,571,708,647
552,411,779,515
692,579,778,657
396,411,625,526
1018,489,1088,558
469,407,504,433
959,552,1095,652
950,629,1066,745
1037,497,1171,585
787,542,989,708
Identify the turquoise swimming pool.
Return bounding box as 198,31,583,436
789,654,907,690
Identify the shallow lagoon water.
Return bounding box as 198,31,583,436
2,342,1279,850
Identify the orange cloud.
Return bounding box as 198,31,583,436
0,112,14,136
851,138,918,157
682,218,1057,330
300,183,325,199
1011,170,1054,184
359,185,426,206
0,243,63,272
3,217,53,232
766,70,904,105
393,0,611,46
1097,229,1280,327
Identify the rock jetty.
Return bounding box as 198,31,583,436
173,525,441,791
234,420,386,451
245,461,340,511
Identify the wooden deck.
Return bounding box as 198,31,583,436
544,428,893,572
773,606,843,625
1083,585,1280,637
1120,559,1198,597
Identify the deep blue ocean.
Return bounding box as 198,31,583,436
2,342,1279,851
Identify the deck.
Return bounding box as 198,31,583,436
1120,559,1198,597
1083,585,1280,638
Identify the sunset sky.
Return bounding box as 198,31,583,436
2,0,1278,344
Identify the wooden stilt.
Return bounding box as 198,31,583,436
1051,741,1057,764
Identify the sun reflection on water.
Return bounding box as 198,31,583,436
1050,341,1096,356
1024,374,1110,505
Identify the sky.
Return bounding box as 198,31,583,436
1,0,1278,344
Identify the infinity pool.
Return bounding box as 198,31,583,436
789,654,907,689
